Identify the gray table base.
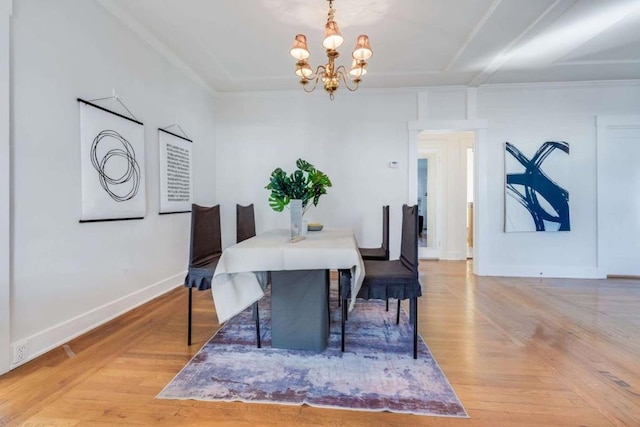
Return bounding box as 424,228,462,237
270,269,330,352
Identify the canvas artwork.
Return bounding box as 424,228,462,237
158,129,192,214
78,100,146,222
504,141,570,232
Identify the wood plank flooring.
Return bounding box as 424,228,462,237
1,261,639,426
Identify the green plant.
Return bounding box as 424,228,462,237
265,158,332,215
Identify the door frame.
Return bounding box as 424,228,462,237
595,115,640,278
408,119,488,275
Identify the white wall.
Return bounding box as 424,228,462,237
218,82,640,279
9,0,217,367
7,0,640,371
214,91,417,258
477,83,640,277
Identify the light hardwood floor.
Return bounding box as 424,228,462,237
1,261,639,426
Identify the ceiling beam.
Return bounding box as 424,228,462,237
444,0,503,72
468,0,564,86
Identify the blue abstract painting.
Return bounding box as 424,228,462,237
505,141,570,232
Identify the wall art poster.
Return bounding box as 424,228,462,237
158,129,192,214
79,100,146,222
504,141,570,232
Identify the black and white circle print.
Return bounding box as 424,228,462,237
90,129,141,202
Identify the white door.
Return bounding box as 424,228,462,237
598,118,640,276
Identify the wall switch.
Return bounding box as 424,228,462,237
389,161,399,168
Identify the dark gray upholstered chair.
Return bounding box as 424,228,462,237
236,203,262,348
340,204,422,359
359,205,390,261
184,204,222,345
339,205,390,308
236,204,256,244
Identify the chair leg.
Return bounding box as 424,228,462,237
326,270,331,327
411,297,418,359
386,298,389,312
341,299,347,352
337,276,341,307
396,298,401,325
187,287,193,346
254,302,261,348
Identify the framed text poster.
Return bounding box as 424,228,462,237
158,128,192,214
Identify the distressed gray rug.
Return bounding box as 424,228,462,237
157,288,467,418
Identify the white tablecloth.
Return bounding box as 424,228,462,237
211,228,365,323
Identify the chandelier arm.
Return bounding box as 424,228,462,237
304,65,325,82
302,77,320,93
336,67,361,92
301,65,324,93
337,64,366,83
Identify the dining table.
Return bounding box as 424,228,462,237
211,228,365,352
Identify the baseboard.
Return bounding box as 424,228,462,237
441,251,467,261
606,274,640,280
477,264,601,279
9,272,185,370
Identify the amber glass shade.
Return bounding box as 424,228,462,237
352,35,373,61
290,34,310,60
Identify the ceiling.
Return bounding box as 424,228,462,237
98,0,640,94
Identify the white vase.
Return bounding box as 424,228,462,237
290,199,303,238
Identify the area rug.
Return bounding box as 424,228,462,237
157,288,467,418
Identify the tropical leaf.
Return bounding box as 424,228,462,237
265,159,331,213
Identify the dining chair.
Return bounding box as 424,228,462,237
358,205,390,261
338,205,390,308
340,204,422,359
236,203,262,348
184,204,222,346
236,203,256,243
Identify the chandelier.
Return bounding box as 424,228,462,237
289,0,373,100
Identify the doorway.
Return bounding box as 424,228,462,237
408,119,488,273
416,131,475,260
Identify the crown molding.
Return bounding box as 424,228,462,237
95,0,216,96
212,79,640,99
478,79,640,90
553,59,640,66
